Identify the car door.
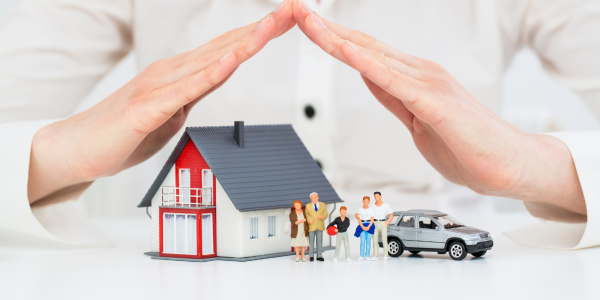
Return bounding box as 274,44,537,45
379,215,400,244
417,216,444,249
396,215,417,247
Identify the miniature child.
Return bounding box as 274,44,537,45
327,206,351,263
289,200,309,262
354,196,375,261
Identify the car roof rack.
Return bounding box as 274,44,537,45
405,209,443,215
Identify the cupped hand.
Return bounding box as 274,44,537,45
293,1,585,215
28,1,295,205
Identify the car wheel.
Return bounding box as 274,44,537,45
471,250,487,257
388,239,404,257
449,241,467,261
409,251,421,255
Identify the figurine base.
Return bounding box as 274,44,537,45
143,247,335,262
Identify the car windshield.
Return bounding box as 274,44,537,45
434,215,464,229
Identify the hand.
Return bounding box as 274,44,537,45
293,2,586,215
317,215,323,220
334,228,338,232
309,220,315,225
27,2,295,205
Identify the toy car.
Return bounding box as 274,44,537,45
378,209,493,260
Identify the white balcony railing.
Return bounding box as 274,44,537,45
161,186,213,207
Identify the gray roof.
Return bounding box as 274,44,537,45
138,124,343,211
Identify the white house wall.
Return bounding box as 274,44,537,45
216,180,242,257
150,165,175,252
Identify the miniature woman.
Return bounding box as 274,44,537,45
354,196,375,261
289,200,310,262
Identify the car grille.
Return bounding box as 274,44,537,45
479,233,489,239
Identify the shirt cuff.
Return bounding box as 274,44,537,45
0,119,111,246
504,131,600,249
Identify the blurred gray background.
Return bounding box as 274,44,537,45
2,0,598,217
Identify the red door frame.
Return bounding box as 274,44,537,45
159,207,217,259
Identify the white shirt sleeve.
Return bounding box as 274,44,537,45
0,0,131,244
501,0,600,249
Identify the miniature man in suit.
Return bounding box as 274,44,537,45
305,192,328,261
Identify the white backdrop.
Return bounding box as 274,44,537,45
1,1,598,217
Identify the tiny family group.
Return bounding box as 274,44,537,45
289,191,393,263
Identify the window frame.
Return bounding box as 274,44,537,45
418,216,441,230
162,212,197,255
249,217,260,240
201,213,214,255
267,215,278,238
179,168,191,203
398,215,416,228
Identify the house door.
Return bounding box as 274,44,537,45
163,213,197,255
201,213,215,255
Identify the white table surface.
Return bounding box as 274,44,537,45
1,211,598,300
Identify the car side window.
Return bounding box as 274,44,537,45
390,216,400,226
399,215,415,228
418,217,438,230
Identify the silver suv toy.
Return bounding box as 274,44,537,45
378,209,493,260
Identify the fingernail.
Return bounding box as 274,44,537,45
347,40,359,51
254,15,270,31
311,13,327,29
274,0,287,13
300,0,313,13
219,51,232,62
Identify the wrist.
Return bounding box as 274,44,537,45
491,133,585,215
28,119,92,203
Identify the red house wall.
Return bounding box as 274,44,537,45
159,207,217,259
175,140,216,206
158,139,218,259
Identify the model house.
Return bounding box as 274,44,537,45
138,122,343,261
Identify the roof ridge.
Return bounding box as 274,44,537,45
186,124,292,130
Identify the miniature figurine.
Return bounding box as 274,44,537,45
369,192,393,261
289,200,310,262
381,209,494,261
354,196,375,261
305,192,328,261
327,206,351,263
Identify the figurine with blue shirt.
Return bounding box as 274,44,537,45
354,196,376,261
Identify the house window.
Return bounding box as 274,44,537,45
202,169,213,205
179,169,190,203
250,217,259,240
163,213,197,255
267,216,277,238
202,214,214,255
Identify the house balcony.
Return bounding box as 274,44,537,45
160,186,213,207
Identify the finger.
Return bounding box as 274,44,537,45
172,1,293,66
146,52,238,125
183,67,238,113
303,13,422,80
158,16,278,87
322,21,425,69
339,39,440,124
361,75,415,133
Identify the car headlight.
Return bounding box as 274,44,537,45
467,234,481,241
